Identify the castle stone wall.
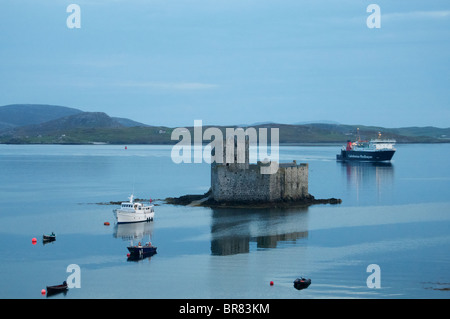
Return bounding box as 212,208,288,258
211,161,309,203
210,136,309,203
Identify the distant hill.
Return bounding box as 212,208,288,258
0,103,448,144
319,123,450,142
0,104,83,129
0,104,149,130
9,112,124,135
179,123,450,144
0,104,166,144
112,117,149,127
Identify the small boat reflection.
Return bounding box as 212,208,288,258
127,252,157,262
42,232,56,245
46,281,68,297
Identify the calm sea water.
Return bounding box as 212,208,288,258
0,143,449,299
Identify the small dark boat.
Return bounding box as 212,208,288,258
127,242,157,258
293,277,311,290
43,232,56,242
46,281,68,296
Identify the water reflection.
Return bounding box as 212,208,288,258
339,162,394,203
113,222,156,262
127,250,157,262
210,207,309,256
46,289,68,298
113,222,154,241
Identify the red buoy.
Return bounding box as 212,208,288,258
127,253,130,257
32,238,37,245
41,289,46,295
104,222,110,226
270,281,274,286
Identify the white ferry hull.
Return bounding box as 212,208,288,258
113,209,154,224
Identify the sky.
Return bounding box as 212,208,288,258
0,0,449,128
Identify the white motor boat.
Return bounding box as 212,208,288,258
113,195,155,224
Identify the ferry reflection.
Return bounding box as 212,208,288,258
210,207,309,256
339,161,394,202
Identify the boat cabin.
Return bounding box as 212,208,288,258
120,201,154,212
369,139,396,150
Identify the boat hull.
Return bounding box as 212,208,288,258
337,150,395,162
127,245,157,257
113,210,154,224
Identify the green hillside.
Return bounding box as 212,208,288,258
1,122,448,144
0,104,448,144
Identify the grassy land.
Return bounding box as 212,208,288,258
0,123,449,144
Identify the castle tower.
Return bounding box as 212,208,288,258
211,135,249,169
210,135,309,203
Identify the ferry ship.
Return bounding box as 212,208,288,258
336,133,396,162
113,194,155,224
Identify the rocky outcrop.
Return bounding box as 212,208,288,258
164,189,341,209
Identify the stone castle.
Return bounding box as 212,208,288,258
210,137,309,203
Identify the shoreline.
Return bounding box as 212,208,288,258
163,190,342,209
1,141,450,145
98,191,342,209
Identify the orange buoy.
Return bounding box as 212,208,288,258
104,222,110,226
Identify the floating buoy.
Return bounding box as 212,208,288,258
127,253,130,257
41,289,46,295
32,238,37,245
125,146,127,150
270,281,274,286
104,222,110,226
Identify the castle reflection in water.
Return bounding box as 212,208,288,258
210,208,309,256
112,206,310,257
112,162,394,257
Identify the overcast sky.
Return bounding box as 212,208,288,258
0,0,449,127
